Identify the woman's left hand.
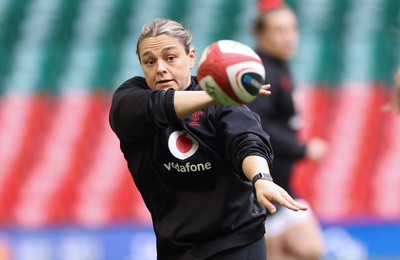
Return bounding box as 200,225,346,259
254,179,308,214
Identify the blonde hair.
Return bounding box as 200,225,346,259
136,18,193,61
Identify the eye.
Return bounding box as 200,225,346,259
144,59,155,66
167,55,176,62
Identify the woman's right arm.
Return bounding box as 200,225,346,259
110,77,270,142
173,84,271,118
173,91,216,119
109,77,174,142
109,77,217,142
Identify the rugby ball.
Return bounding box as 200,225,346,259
197,40,265,106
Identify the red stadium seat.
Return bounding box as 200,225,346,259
293,85,389,221
0,94,52,225
1,86,397,227
291,86,331,200
13,93,106,227
371,98,400,219
72,105,151,226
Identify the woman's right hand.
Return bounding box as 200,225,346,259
259,84,272,96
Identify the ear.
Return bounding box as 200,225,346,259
189,48,196,68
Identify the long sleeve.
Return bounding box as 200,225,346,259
214,104,274,180
109,76,178,142
248,93,306,159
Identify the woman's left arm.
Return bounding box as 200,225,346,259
242,155,308,214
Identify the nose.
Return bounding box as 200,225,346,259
156,60,167,75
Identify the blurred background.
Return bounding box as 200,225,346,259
0,0,399,259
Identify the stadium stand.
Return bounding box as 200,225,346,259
0,0,399,229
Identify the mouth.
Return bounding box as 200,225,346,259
156,79,174,85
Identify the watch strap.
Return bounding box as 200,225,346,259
252,172,273,186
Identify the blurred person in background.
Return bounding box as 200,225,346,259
247,1,329,259
110,18,308,260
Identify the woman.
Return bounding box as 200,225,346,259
248,3,327,260
109,18,306,260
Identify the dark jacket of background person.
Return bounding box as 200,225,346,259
247,52,306,197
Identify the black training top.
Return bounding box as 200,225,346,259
246,52,306,196
109,76,273,260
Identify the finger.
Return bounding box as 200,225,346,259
281,193,308,211
258,194,277,214
259,84,271,95
259,89,272,96
292,200,308,211
273,194,300,212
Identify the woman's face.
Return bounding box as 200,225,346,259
138,34,196,91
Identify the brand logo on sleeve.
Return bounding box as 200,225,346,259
168,131,199,160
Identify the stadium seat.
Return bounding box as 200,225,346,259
0,94,52,224
13,94,105,227
307,86,386,220
73,108,151,226
291,86,331,199
371,102,400,219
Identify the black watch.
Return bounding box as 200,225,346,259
252,172,273,186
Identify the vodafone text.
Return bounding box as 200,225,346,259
164,161,212,173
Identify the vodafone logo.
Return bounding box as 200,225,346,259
168,131,199,160
165,131,212,173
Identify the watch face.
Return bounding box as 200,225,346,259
260,173,273,181
252,173,273,185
